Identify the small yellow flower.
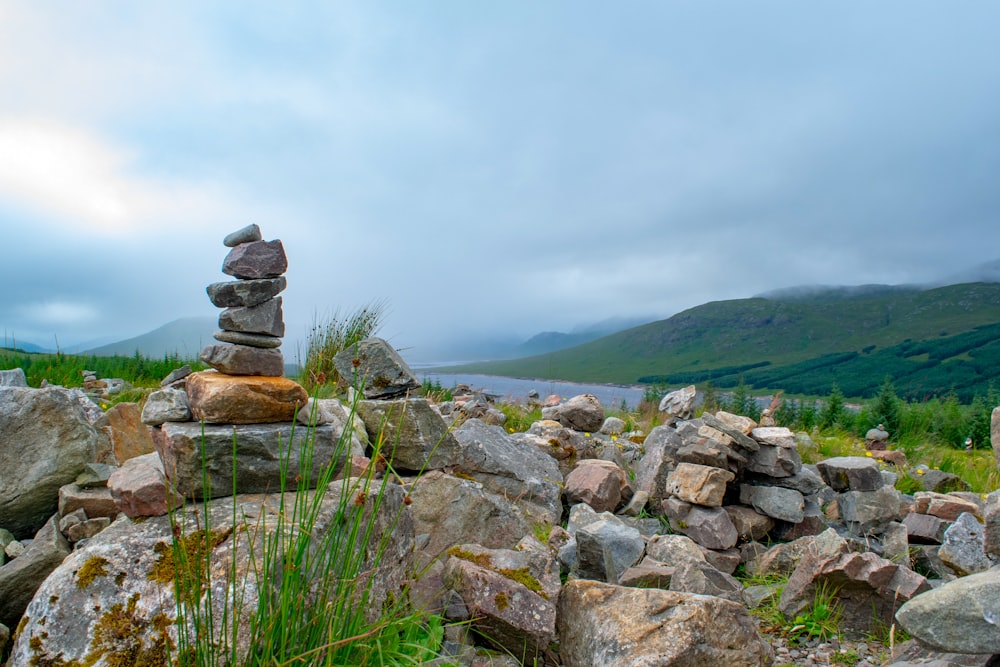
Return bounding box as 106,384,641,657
865,452,872,457
584,432,591,438
508,427,514,433
982,494,989,500
916,469,925,475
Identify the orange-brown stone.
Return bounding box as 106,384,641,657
95,402,156,465
186,370,307,424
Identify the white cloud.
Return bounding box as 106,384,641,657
0,116,243,236
17,300,98,326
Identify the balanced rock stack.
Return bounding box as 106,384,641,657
139,226,340,503
200,223,287,377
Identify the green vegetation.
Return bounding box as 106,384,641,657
300,299,387,394
788,582,842,644
0,348,202,390
447,283,1000,401
166,390,452,666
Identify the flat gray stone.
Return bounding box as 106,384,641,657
896,566,1000,654
817,456,884,491
223,223,262,247
219,296,284,337
576,519,645,583
140,387,191,425
333,337,420,399
213,329,282,348
739,484,805,523
207,276,286,307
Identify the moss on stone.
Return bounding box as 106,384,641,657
76,556,111,590
147,527,233,597
494,591,510,611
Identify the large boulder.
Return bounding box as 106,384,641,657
0,516,71,629
816,456,884,492
557,580,772,666
7,480,412,667
157,421,346,499
355,397,462,471
333,337,420,399
565,459,628,513
451,418,563,525
185,371,307,424
0,386,99,538
895,565,1000,654
442,542,558,663
541,393,605,433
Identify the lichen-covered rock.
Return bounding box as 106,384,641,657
140,387,191,425
658,385,697,421
576,519,644,583
7,481,411,667
939,512,997,576
668,559,743,602
557,580,773,666
816,456,884,492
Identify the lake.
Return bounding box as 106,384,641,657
414,371,649,410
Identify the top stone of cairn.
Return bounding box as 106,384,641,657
224,223,262,247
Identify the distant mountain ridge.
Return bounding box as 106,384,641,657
83,316,217,359
447,281,1000,401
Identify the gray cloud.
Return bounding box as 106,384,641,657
1,1,999,361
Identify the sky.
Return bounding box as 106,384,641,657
2,2,1000,364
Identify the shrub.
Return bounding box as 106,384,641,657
300,300,387,394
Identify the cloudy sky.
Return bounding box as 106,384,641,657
2,2,999,363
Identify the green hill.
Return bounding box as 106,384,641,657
448,282,1000,401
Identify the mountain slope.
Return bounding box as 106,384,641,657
84,316,216,359
449,282,1000,400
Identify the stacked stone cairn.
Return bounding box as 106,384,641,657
139,224,345,502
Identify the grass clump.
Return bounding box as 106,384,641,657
165,384,452,667
299,299,387,394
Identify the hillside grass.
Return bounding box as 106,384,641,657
446,283,1000,401
0,348,203,390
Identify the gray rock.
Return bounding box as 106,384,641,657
0,368,27,387
212,329,282,348
442,548,557,662
451,418,563,525
750,426,798,448
199,343,284,376
599,416,626,435
140,387,191,425
745,442,802,478
839,485,905,534
218,296,284,337
355,397,462,471
816,456,884,491
541,393,605,433
0,516,70,629
746,466,826,495
7,480,411,666
408,471,532,557
740,484,806,523
333,337,420,399
985,503,1000,559
658,385,697,420
904,512,951,544
557,580,773,667
576,519,645,583
919,469,971,493
701,412,759,451
896,565,1000,654
158,421,346,499
223,222,262,246
662,499,738,550
885,639,996,667
881,520,911,565
725,505,775,543
939,512,996,576
645,534,706,566
58,483,118,521
669,559,743,602
222,238,287,279
159,365,192,387
207,276,286,307
633,424,682,505
1,386,99,538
